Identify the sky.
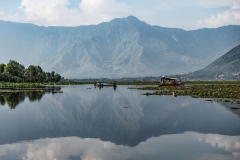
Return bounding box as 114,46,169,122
0,0,240,30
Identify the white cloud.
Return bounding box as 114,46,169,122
79,0,130,24
0,10,21,22
232,0,240,9
197,0,240,28
18,0,131,26
20,0,81,26
1,0,240,29
0,11,4,16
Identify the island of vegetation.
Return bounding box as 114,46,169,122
0,60,62,82
0,60,66,89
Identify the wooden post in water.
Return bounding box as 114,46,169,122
172,92,177,97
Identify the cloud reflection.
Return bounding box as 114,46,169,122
0,132,239,160
197,133,240,160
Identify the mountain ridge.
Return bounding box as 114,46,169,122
186,44,240,80
1,16,240,78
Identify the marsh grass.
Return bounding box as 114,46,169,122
138,83,240,101
0,82,93,89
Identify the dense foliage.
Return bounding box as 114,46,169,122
0,60,62,82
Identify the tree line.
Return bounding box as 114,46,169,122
0,60,62,82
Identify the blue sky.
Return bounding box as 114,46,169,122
0,0,239,30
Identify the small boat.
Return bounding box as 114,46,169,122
160,76,184,86
97,84,114,87
95,82,117,88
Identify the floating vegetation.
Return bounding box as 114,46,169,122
116,80,240,86
231,107,240,110
113,81,159,86
184,81,240,85
52,91,63,93
137,83,240,101
0,82,94,89
205,99,214,102
144,92,152,96
0,82,45,88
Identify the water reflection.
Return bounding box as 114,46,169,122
0,85,240,159
0,132,239,160
94,84,117,91
0,92,43,109
0,88,62,109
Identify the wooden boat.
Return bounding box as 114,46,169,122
94,82,117,88
160,77,184,86
97,84,114,87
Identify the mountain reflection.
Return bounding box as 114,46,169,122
0,85,240,147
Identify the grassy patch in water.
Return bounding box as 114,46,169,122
138,83,240,101
0,81,93,88
231,107,240,110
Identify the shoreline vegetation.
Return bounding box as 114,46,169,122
0,80,240,94
0,80,240,109
0,59,240,102
1,81,239,110
0,60,62,83
1,80,240,88
126,81,240,104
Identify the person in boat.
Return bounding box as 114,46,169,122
113,82,117,91
161,76,165,85
113,82,117,87
178,79,182,85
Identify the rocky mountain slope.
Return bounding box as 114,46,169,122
1,16,240,78
187,44,240,80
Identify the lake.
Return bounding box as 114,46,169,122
0,85,240,160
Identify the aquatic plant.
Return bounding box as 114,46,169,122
231,107,240,110
137,83,240,101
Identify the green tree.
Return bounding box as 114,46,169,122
0,64,6,73
54,73,61,82
5,60,25,79
0,72,12,82
51,71,55,77
24,65,46,82
1,60,63,82
45,72,51,82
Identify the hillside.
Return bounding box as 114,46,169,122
187,44,240,80
1,16,240,78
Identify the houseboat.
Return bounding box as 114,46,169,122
160,76,184,86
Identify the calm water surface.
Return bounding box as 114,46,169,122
0,85,240,160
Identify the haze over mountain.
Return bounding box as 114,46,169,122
187,44,240,80
1,16,240,78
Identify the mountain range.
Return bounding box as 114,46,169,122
187,44,240,80
1,16,240,78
